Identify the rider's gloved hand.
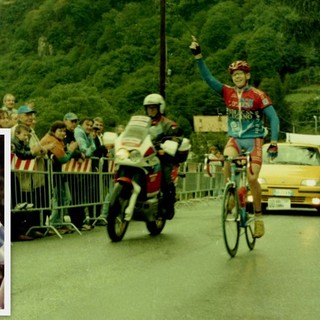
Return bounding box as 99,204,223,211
267,143,278,159
189,36,202,58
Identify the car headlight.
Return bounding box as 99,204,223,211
116,148,129,160
301,179,320,187
258,177,266,184
247,195,253,203
130,150,142,163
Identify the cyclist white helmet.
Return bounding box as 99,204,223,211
143,93,165,114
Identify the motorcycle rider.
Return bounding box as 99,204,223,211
143,93,183,220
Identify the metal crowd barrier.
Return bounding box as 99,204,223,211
11,155,223,238
11,154,53,237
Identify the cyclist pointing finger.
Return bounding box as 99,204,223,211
190,37,280,238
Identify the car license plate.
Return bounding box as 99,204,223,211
267,198,291,210
272,189,294,196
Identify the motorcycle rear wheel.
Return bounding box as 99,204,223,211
146,217,166,236
107,183,130,242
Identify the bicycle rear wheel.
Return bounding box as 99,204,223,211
245,212,256,250
221,184,240,257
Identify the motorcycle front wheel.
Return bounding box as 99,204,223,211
107,183,130,242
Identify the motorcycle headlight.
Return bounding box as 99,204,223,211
130,149,142,163
116,148,129,160
301,179,320,187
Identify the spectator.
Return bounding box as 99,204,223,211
11,106,53,239
98,131,118,224
0,110,10,128
9,111,18,127
67,116,95,231
2,93,17,115
11,124,37,241
63,112,84,161
63,112,86,231
11,124,34,159
74,117,96,158
90,117,107,226
41,121,78,234
208,146,224,196
115,124,125,135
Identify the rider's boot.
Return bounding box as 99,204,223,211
162,183,176,220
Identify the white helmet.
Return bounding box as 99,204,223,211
143,93,165,114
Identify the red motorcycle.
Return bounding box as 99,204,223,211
107,115,190,242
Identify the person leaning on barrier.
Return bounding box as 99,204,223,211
62,113,90,231
97,131,118,224
11,124,34,159
11,123,38,241
11,106,52,156
74,117,96,158
71,117,96,231
40,121,78,234
11,106,54,239
63,113,85,162
41,121,78,171
89,117,108,226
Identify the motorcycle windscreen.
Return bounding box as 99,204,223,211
121,125,149,148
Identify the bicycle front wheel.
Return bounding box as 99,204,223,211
222,184,240,257
245,213,256,250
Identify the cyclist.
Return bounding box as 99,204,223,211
190,36,279,238
143,93,183,220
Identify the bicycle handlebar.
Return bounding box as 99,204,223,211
205,153,254,176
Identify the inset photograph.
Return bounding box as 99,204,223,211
0,129,11,316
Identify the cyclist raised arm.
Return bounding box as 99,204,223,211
190,36,280,238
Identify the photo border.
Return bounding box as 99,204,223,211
0,129,11,316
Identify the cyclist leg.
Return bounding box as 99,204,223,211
247,163,262,213
223,138,240,212
223,137,240,183
246,138,263,213
246,138,265,237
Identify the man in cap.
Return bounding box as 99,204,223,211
63,113,90,231
11,106,53,240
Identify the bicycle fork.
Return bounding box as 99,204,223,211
237,186,248,228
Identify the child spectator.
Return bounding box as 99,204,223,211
40,121,78,234
11,124,34,160
11,124,37,241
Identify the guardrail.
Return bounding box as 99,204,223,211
11,155,223,238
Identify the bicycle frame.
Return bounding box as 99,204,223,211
215,152,256,257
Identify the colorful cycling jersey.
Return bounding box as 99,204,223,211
196,58,279,140
223,85,272,138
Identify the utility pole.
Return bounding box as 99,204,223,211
160,0,166,98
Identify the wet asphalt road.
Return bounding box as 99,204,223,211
9,199,320,320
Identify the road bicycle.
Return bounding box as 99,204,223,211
206,152,256,257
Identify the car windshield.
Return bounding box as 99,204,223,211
263,145,320,166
